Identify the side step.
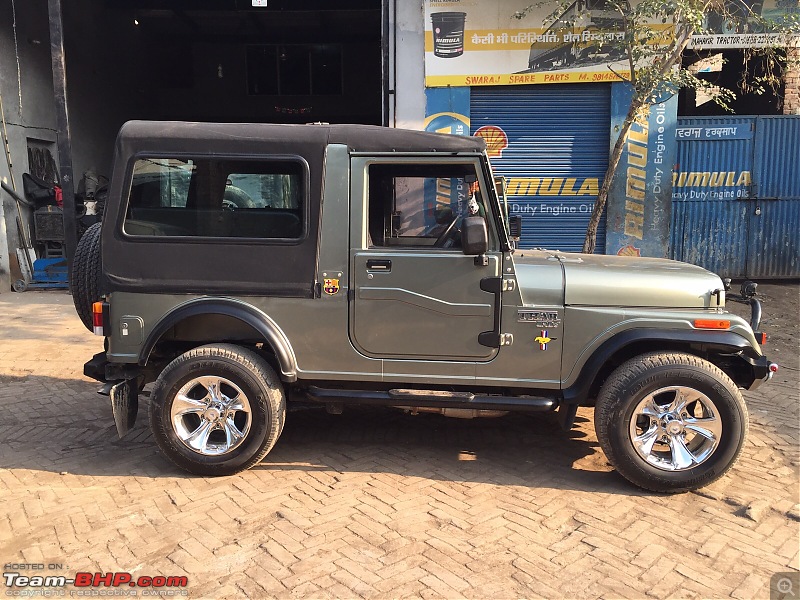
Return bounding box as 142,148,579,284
305,386,557,412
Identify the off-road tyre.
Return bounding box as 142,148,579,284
595,352,748,493
70,222,102,331
149,344,286,476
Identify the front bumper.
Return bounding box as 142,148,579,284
745,354,777,390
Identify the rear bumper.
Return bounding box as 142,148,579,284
84,351,108,383
84,352,143,382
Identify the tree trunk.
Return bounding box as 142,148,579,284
582,99,644,254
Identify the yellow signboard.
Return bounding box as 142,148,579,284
424,0,797,87
424,0,644,87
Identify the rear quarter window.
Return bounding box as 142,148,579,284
123,156,306,240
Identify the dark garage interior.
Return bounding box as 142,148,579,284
84,0,384,125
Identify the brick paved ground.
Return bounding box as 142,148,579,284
0,285,797,599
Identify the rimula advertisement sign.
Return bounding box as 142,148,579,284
605,83,678,258
424,0,798,87
424,0,644,87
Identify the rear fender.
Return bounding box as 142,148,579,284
139,298,298,382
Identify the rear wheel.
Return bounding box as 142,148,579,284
149,344,286,476
595,352,748,493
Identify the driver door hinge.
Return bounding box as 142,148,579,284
502,279,516,292
499,333,514,346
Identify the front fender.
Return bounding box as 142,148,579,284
562,328,760,405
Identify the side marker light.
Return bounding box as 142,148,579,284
694,319,730,330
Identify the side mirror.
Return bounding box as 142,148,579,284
462,216,488,256
508,215,522,241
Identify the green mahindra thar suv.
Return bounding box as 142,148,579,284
74,121,777,493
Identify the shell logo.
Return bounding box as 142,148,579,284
617,244,642,257
474,126,509,158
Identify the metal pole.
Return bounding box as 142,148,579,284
381,0,390,127
47,0,78,269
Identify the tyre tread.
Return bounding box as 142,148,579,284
149,343,286,476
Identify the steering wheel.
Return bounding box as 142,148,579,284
434,214,461,248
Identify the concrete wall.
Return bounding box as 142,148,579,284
0,0,142,290
393,0,426,130
0,0,59,291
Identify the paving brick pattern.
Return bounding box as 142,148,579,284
0,287,797,599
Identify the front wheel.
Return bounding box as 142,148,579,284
149,344,285,476
595,352,748,493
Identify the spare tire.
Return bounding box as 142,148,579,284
70,222,103,331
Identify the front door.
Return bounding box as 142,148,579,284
350,159,502,361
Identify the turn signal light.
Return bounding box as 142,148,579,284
755,332,767,345
694,319,730,329
92,302,104,336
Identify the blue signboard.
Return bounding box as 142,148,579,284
675,125,753,141
606,82,678,258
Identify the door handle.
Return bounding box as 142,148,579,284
366,259,392,272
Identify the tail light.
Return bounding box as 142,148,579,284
92,302,108,336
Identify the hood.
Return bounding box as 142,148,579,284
513,251,724,308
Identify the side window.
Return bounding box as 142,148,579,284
367,163,488,249
124,157,305,239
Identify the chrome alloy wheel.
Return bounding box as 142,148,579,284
628,386,722,471
170,376,252,456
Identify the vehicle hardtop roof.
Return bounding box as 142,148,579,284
116,120,487,156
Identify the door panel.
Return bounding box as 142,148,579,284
351,250,500,360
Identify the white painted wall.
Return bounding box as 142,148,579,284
393,0,426,130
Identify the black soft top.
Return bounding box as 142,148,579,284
115,120,486,156
104,122,485,299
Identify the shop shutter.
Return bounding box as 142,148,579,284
471,85,610,253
